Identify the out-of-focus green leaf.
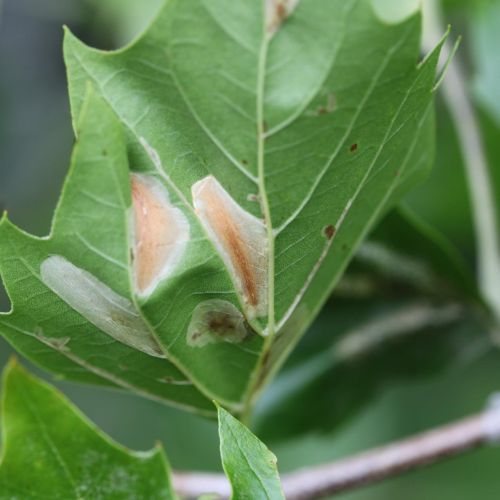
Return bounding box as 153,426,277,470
479,109,500,223
405,97,475,257
471,0,500,128
0,359,177,499
256,299,490,441
469,1,500,223
347,207,479,300
0,90,214,416
255,208,492,440
371,0,420,23
217,405,284,500
86,0,164,46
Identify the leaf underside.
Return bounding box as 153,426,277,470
0,0,443,414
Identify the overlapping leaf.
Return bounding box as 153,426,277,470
0,360,177,499
1,0,444,413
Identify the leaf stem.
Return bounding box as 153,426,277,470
240,1,277,424
257,30,275,337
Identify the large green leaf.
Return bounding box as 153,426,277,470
256,208,492,440
2,0,444,414
218,405,284,500
0,359,177,499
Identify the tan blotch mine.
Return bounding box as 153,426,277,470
191,176,268,319
131,174,189,297
187,300,248,348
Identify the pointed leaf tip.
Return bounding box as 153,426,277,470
218,405,284,499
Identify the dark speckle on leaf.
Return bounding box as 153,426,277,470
276,2,287,21
324,225,335,240
350,143,358,153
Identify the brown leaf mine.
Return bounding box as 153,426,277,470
187,300,248,348
191,176,268,319
131,174,189,297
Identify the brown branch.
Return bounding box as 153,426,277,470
173,471,231,499
172,404,500,499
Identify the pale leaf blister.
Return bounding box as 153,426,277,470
41,256,164,358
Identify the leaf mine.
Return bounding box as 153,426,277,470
131,173,190,297
187,300,249,348
40,255,164,358
191,176,268,319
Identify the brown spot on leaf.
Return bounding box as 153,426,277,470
276,2,287,22
187,300,249,347
324,225,336,240
350,143,358,153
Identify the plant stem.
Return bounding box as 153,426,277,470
423,0,500,319
172,402,500,499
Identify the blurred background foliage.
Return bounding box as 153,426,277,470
1,0,500,498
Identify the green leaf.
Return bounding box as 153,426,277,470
217,405,284,500
0,359,177,499
349,206,479,301
0,89,214,416
87,0,164,47
469,1,500,227
257,298,491,441
2,0,444,414
471,0,500,128
256,208,492,440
